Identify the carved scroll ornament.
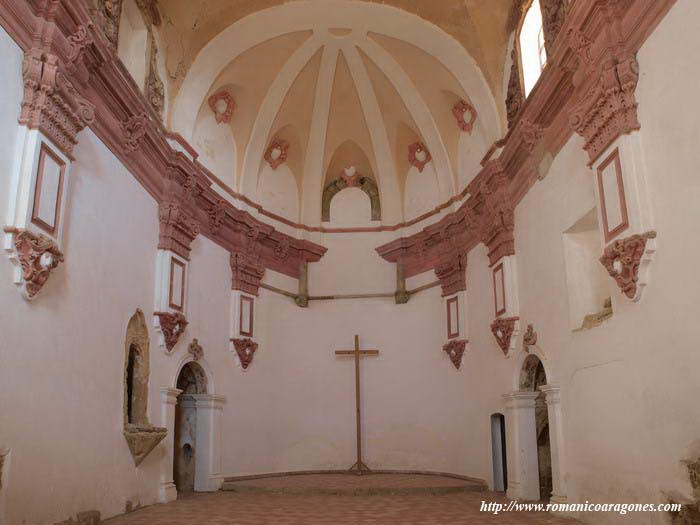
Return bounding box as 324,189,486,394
599,231,656,300
232,338,258,370
491,317,519,356
154,311,188,351
4,227,64,299
443,339,467,370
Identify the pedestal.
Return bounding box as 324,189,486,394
503,391,540,501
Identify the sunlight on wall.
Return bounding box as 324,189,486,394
520,0,547,96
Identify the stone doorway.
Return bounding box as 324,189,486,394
173,362,207,493
520,354,552,501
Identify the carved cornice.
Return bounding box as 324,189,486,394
435,252,467,297
491,317,519,356
599,230,656,300
4,227,64,299
443,339,467,370
154,311,188,352
158,200,200,260
232,338,258,370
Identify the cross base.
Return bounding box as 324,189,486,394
348,460,372,475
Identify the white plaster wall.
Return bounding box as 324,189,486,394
403,164,440,221
0,24,164,522
256,164,300,222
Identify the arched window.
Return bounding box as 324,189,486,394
519,0,547,97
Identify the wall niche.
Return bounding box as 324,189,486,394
123,309,167,466
562,208,613,331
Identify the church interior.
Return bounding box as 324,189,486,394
0,0,698,523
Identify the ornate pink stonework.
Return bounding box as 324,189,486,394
523,323,538,351
452,99,477,133
518,120,544,152
20,49,95,160
232,338,258,370
264,139,289,169
207,199,227,234
121,113,149,154
154,311,188,352
274,237,290,260
208,90,235,124
599,231,656,300
435,252,467,297
4,227,64,299
491,317,519,356
158,201,200,260
408,142,432,172
230,252,265,296
569,54,640,165
443,339,467,370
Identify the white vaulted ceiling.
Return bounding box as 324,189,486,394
168,1,504,225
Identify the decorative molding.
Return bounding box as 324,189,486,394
491,317,519,356
121,113,149,154
232,338,258,370
146,33,164,117
599,231,657,301
541,0,571,57
446,296,460,339
596,148,630,243
94,0,123,46
452,99,477,133
230,252,265,296
158,200,200,260
523,323,537,351
20,49,96,160
506,47,524,129
208,90,235,124
569,54,640,165
3,227,64,299
322,173,381,222
518,119,544,152
408,142,431,172
31,143,66,235
207,199,227,234
239,295,254,337
154,311,188,352
435,252,467,297
188,338,203,360
443,339,467,370
493,262,506,317
264,139,289,170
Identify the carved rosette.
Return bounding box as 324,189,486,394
491,317,519,356
154,312,188,352
452,99,478,133
434,252,467,297
188,338,203,360
569,55,641,164
230,252,265,296
523,323,537,351
408,142,431,172
20,49,96,159
232,338,258,370
208,90,235,124
599,231,656,301
158,201,200,259
4,228,64,299
443,339,468,369
264,139,289,169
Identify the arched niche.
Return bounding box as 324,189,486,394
176,361,208,395
117,0,150,90
124,309,150,426
322,177,380,223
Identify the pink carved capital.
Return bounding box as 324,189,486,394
408,142,431,172
208,90,235,124
599,231,656,300
264,139,289,170
443,339,468,369
452,99,477,133
158,201,200,260
230,252,265,296
232,338,258,370
4,227,64,299
491,317,519,356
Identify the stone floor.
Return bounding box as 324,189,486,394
106,474,581,524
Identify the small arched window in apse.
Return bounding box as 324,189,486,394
520,0,547,97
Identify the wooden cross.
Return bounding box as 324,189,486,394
335,334,379,475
